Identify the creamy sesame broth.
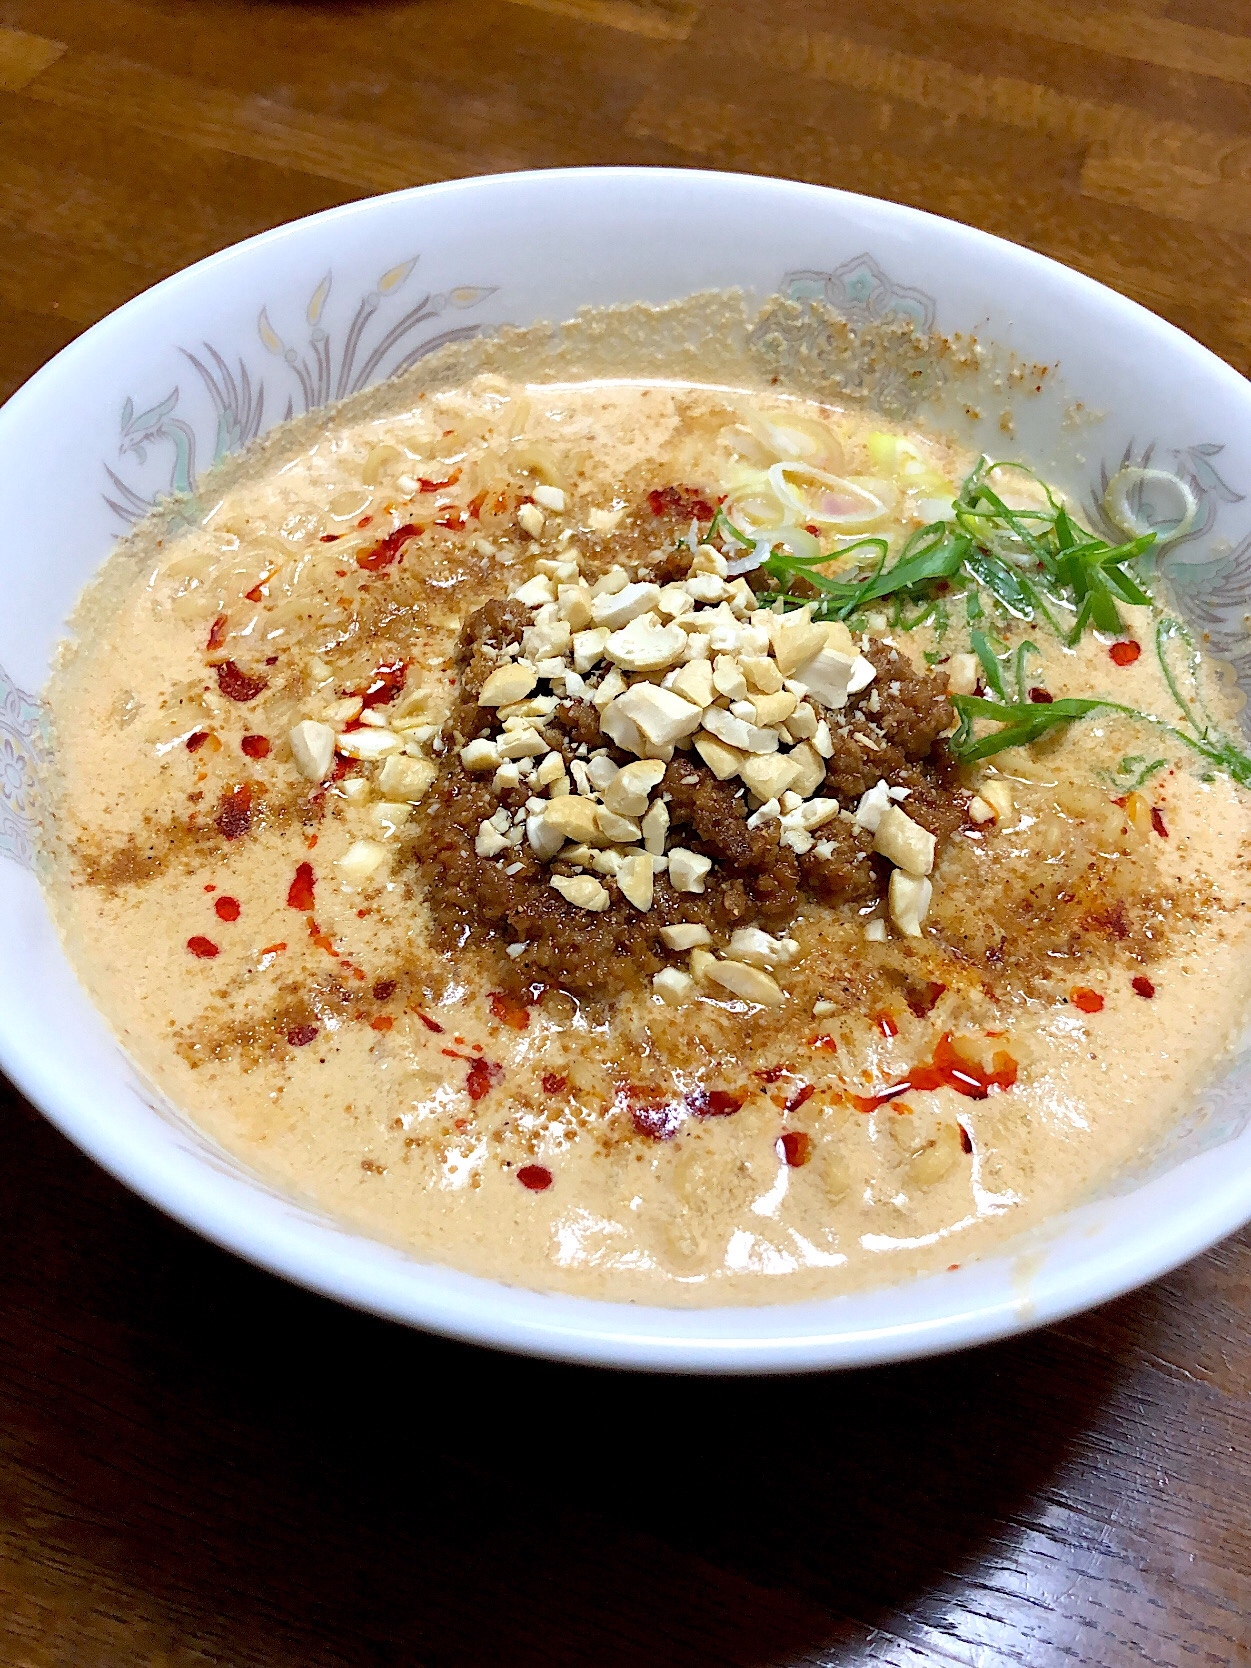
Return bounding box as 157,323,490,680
43,367,1251,1304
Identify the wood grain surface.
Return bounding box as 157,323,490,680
0,1,1249,1662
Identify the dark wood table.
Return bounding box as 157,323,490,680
1,2,1248,1661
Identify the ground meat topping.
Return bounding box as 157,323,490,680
402,521,967,1004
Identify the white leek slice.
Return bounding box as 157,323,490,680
767,462,893,529
771,524,822,560
737,407,845,473
867,432,929,479
1103,466,1198,543
724,472,788,538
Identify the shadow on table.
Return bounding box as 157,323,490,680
0,1082,1146,1666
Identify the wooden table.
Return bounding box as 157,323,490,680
1,2,1248,1661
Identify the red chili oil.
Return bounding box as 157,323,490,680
215,661,268,702
626,1087,683,1141
489,990,531,1031
849,1032,1018,1112
777,1131,811,1167
465,1057,503,1101
686,1086,747,1118
215,783,253,840
287,861,316,911
417,471,460,493
647,485,714,520
905,981,946,1018
356,525,421,571
357,660,408,707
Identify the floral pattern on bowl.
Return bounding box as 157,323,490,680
104,258,497,527
0,664,42,869
781,251,937,332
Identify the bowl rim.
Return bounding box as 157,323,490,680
4,164,1251,1373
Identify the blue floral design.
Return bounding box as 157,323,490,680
0,664,42,869
781,252,937,333
103,257,497,526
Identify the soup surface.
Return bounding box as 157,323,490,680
43,369,1251,1303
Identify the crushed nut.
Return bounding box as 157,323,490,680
337,838,389,886
947,652,979,696
668,847,712,893
659,924,712,950
979,778,1014,820
653,967,694,1004
460,738,502,772
378,755,437,801
705,958,785,1006
478,662,538,707
289,719,336,782
550,874,610,912
888,870,932,937
873,805,936,876
336,728,403,760
617,852,654,911
601,758,666,817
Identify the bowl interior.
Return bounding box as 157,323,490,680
2,167,1250,1371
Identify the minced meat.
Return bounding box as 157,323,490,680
415,600,968,999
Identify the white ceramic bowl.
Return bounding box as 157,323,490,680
3,168,1250,1373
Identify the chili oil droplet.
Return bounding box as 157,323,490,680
215,660,268,702
287,862,316,911
777,1131,810,1167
